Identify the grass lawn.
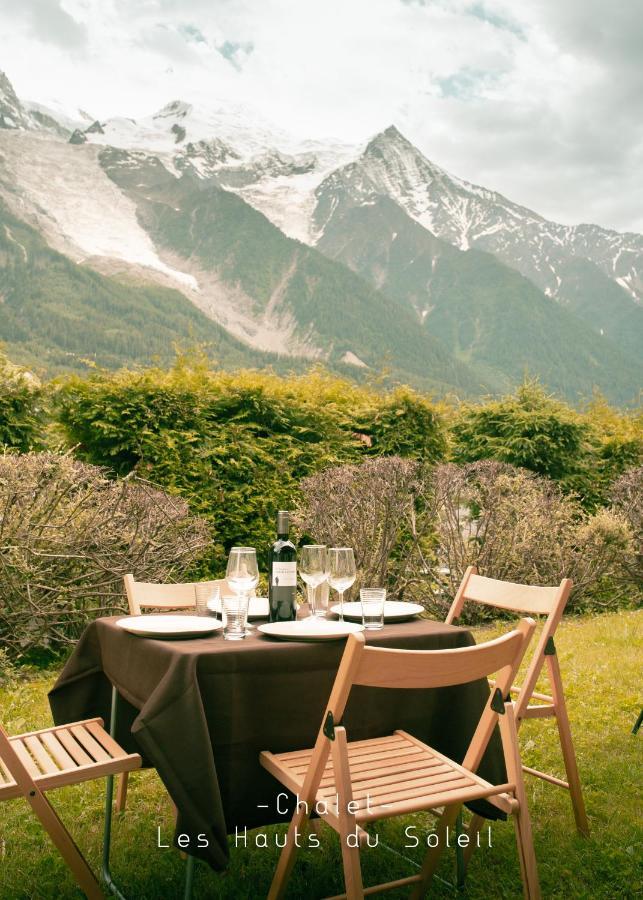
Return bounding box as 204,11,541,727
0,610,641,899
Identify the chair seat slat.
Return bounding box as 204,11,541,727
56,729,93,766
85,721,127,759
40,732,77,770
9,739,41,778
70,726,111,763
24,736,59,775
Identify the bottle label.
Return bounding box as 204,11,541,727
271,562,297,587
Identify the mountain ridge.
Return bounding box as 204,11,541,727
0,69,640,405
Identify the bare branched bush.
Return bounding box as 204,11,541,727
295,457,636,621
424,461,634,619
0,452,210,657
294,456,434,597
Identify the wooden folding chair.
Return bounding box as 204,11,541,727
446,566,589,855
0,715,140,899
116,574,230,814
123,573,231,616
260,618,540,900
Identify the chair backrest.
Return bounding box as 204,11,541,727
123,574,232,615
445,566,572,719
314,617,535,782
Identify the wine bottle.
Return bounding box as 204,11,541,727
268,511,297,622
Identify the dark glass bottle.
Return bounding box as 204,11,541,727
268,511,297,622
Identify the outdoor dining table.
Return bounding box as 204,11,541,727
48,614,506,871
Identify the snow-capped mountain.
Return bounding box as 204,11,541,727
0,69,641,403
311,126,643,306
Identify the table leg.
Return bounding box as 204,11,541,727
102,685,128,900
455,810,465,891
184,854,195,899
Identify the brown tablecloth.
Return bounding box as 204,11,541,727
49,616,505,870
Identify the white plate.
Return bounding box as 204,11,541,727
258,620,365,642
207,596,269,619
115,615,223,639
330,601,424,623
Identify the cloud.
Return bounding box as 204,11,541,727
0,0,640,232
6,0,87,50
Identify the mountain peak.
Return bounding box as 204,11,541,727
153,100,193,120
0,71,31,130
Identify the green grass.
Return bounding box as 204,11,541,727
0,611,641,899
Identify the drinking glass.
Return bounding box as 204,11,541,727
194,582,220,617
222,594,249,640
328,547,356,623
226,547,259,634
360,588,386,630
300,545,328,618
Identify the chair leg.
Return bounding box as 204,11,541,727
338,837,364,900
115,772,128,813
633,709,643,735
512,801,540,900
410,803,461,900
331,729,364,900
27,788,103,900
267,803,312,900
500,704,541,900
546,654,589,836
102,686,130,900
463,812,485,871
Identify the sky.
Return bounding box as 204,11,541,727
1,0,641,233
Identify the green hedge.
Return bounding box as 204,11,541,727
54,361,447,573
0,351,44,451
450,381,642,509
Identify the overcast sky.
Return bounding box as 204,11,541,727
1,0,641,233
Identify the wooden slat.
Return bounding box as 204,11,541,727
34,753,142,791
70,726,111,763
40,732,76,770
349,767,459,801
0,780,21,800
522,704,556,719
276,733,404,763
9,739,41,778
291,744,423,776
325,873,423,900
56,729,93,766
24,736,59,775
523,765,569,789
354,628,525,690
85,721,127,759
508,685,553,703
356,781,517,823
286,739,412,772
463,574,558,615
11,718,104,742
354,773,471,810
321,754,442,787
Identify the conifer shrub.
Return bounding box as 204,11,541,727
0,351,43,451
449,381,642,509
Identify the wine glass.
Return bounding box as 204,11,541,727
328,547,356,623
226,547,259,633
300,545,328,618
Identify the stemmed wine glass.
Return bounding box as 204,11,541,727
226,547,259,633
300,545,328,619
328,547,356,623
